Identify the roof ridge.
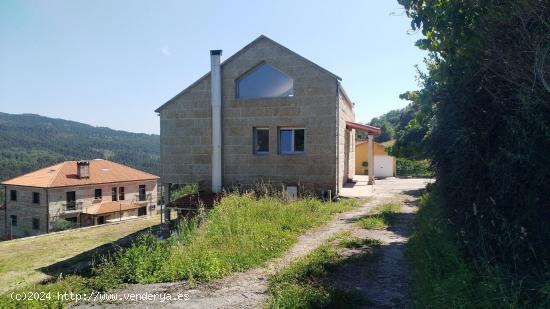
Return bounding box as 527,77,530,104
47,161,68,188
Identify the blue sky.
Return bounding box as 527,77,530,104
0,0,426,134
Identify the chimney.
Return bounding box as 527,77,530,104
210,50,222,193
77,161,90,179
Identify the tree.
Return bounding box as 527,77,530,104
399,0,550,301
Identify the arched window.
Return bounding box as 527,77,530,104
236,63,294,99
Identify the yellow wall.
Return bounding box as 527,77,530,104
355,142,390,175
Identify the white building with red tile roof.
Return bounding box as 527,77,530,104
1,159,159,239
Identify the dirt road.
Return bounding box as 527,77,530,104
79,178,430,308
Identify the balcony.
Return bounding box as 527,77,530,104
64,201,83,212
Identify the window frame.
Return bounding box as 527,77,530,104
111,187,118,201
32,192,40,204
10,215,17,226
253,127,270,155
66,191,76,210
119,187,125,201
10,190,16,201
138,185,146,201
94,188,102,200
32,218,40,230
235,62,294,100
278,128,305,155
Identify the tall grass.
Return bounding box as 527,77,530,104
0,194,361,308
96,194,360,284
408,191,550,308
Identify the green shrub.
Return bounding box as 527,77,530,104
51,218,78,232
170,183,199,200
396,158,432,177
408,191,550,307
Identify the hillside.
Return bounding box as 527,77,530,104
0,113,160,183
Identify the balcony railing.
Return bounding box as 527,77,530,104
64,201,83,212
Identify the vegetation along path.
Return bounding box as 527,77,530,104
86,178,430,308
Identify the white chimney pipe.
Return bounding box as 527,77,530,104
210,50,222,193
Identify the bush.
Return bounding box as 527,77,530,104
396,158,432,177
408,191,550,307
400,1,550,303
51,218,78,231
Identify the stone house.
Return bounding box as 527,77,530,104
1,160,158,238
156,35,380,198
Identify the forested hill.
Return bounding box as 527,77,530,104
0,113,160,182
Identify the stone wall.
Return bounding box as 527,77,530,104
159,37,342,193
3,181,157,238
3,186,48,238
337,89,356,190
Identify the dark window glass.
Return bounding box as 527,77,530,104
139,185,146,201
112,187,118,201
237,64,294,99
33,192,40,204
10,215,17,226
32,218,40,230
138,207,147,216
119,187,125,201
10,190,16,201
254,128,269,154
294,129,305,152
66,191,76,210
95,188,102,199
279,129,305,154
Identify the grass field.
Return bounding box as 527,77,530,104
0,195,361,308
0,214,162,293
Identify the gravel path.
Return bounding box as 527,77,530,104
77,178,430,308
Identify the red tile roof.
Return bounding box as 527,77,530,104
1,160,158,188
82,201,143,215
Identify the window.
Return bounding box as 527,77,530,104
112,187,118,201
279,128,305,154
119,187,125,201
253,128,269,154
95,188,102,199
138,207,147,216
10,215,17,226
138,185,146,201
236,63,294,99
10,190,16,201
66,191,76,210
33,192,40,204
32,218,40,230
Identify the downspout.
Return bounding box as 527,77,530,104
335,82,340,196
3,185,7,238
210,50,223,193
45,189,49,233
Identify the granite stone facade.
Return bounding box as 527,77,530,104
157,36,356,194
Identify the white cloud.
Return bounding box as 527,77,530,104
160,47,172,56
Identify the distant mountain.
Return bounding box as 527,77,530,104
0,113,160,182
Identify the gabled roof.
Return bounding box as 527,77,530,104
155,35,342,113
1,160,159,188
